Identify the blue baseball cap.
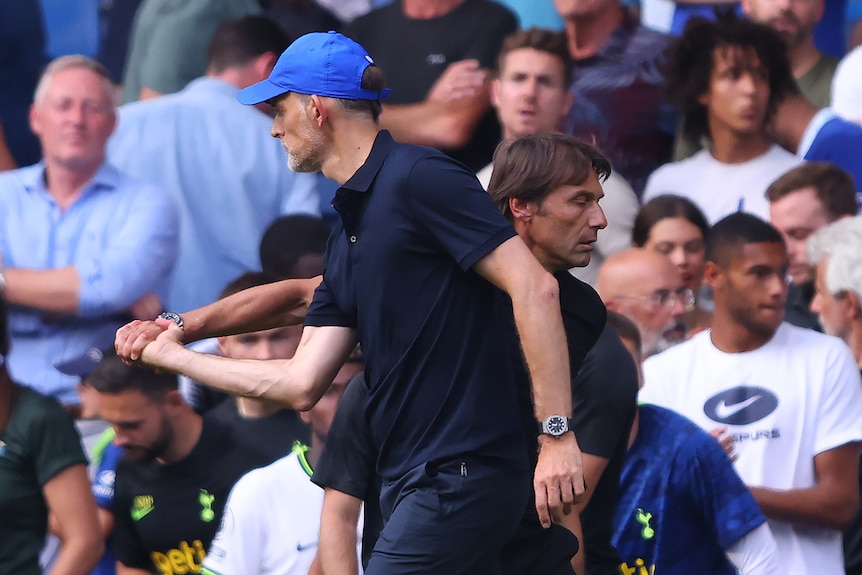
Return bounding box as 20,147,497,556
237,30,391,105
55,347,106,379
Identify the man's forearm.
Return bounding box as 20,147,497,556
183,277,321,343
319,515,360,575
749,485,858,530
4,267,81,313
380,90,489,150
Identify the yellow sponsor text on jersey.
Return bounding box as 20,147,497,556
152,539,207,575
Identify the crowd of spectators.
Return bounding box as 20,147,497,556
2,0,862,574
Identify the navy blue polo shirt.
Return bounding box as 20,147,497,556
305,130,528,481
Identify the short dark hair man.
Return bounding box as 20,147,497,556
766,162,858,330
125,31,586,574
641,212,862,573
90,355,266,574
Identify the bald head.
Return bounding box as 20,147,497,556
598,249,689,356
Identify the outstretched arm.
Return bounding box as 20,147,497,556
116,276,322,362
139,321,356,410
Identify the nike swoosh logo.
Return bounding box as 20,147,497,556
715,396,761,419
131,505,154,521
296,542,318,552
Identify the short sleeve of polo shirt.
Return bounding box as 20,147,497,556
305,275,355,328
312,373,374,498
406,154,516,271
25,394,88,486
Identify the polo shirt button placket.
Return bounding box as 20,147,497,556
349,235,357,243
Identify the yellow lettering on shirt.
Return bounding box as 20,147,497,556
151,540,207,575
619,558,656,575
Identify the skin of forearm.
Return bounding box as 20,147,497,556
749,485,858,530
48,536,104,575
380,91,488,150
511,276,573,420
319,522,359,575
4,267,81,313
183,277,321,343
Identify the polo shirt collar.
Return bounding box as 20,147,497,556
340,130,398,193
183,77,239,100
22,160,120,196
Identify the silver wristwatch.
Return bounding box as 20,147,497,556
538,415,573,437
157,311,184,330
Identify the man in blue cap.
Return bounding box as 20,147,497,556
122,31,586,574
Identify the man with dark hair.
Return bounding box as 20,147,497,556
608,310,780,575
767,162,858,330
122,31,585,575
259,215,330,280
641,212,862,573
91,354,265,575
643,13,802,224
480,27,640,287
109,15,320,312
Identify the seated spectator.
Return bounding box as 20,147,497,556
767,162,858,331
91,354,267,575
643,12,802,223
770,86,862,199
481,27,640,287
0,298,104,574
640,213,862,575
120,0,260,103
742,0,838,109
556,0,674,195
597,249,692,356
806,216,862,575
0,55,178,406
202,358,363,575
832,45,862,125
110,16,320,312
632,195,712,335
208,272,311,462
259,215,330,279
608,310,781,575
344,0,518,171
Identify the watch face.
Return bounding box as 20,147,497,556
547,415,567,436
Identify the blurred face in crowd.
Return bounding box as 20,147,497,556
769,187,832,285
810,259,856,340
100,390,180,463
699,46,770,138
300,361,363,444
641,216,707,293
219,325,303,361
742,0,823,47
270,93,327,173
492,48,573,141
708,242,789,337
512,170,607,271
601,251,691,356
30,66,116,172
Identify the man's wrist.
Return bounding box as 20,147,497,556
157,311,184,330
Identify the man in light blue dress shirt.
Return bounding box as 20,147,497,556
0,55,179,406
108,16,321,313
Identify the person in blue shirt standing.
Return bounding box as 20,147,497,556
123,31,586,575
606,311,781,575
0,55,178,407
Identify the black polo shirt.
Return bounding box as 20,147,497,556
305,130,526,481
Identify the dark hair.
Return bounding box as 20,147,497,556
488,133,611,220
496,27,574,88
665,10,796,143
765,162,858,220
87,352,179,401
337,66,386,122
606,310,643,356
259,215,330,279
706,212,784,266
632,194,711,247
207,16,291,74
220,271,281,300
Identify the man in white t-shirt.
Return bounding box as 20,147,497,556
640,212,862,575
642,14,802,224
596,248,693,357
479,27,639,286
201,358,365,575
